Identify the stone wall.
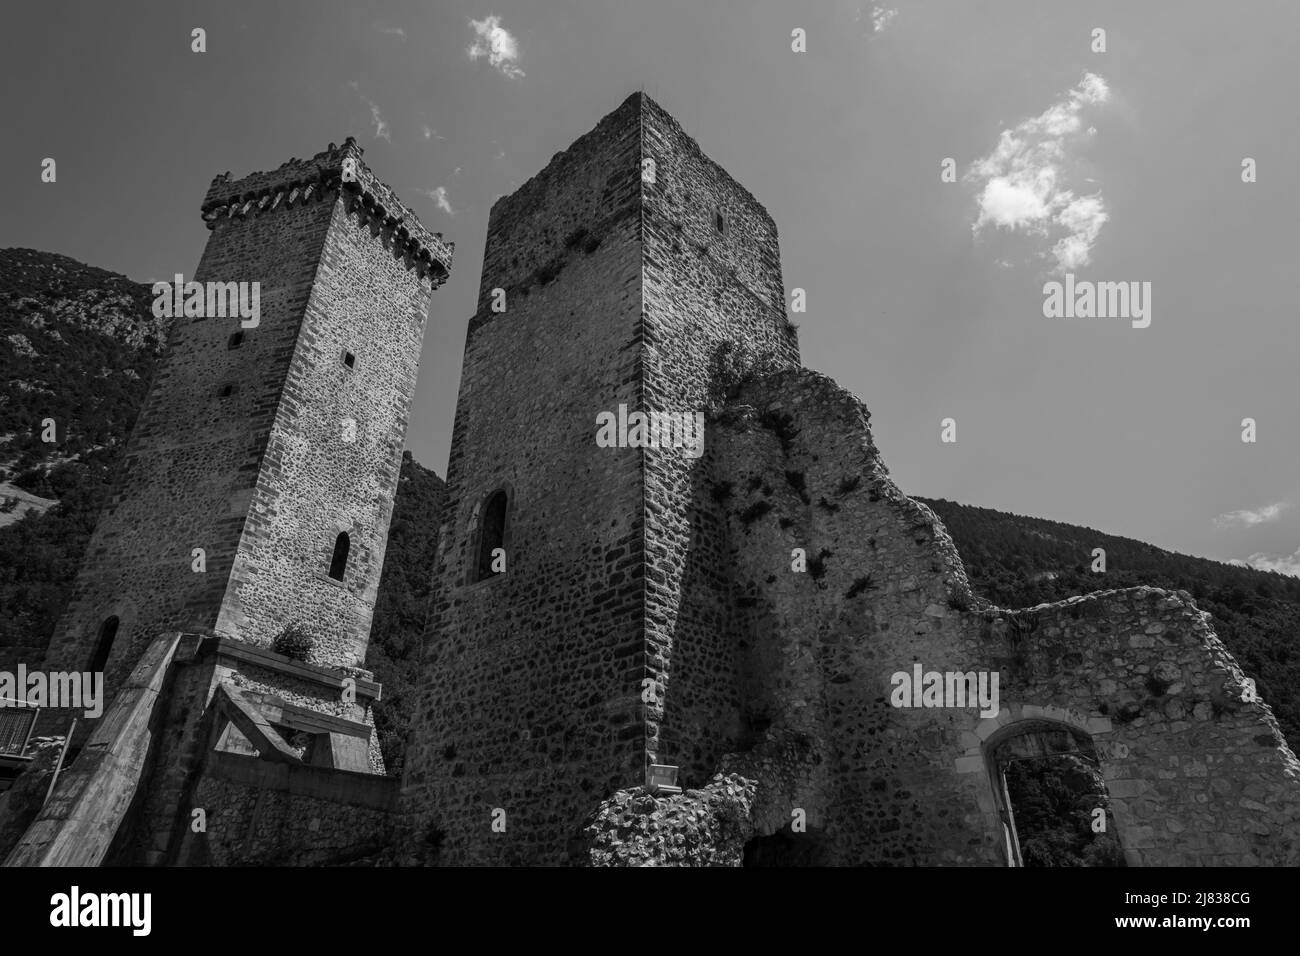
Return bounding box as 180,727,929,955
639,94,799,784
578,774,756,866
680,366,1300,865
178,751,396,866
971,588,1300,865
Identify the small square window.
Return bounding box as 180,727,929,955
343,350,356,369
227,331,244,350
218,383,236,398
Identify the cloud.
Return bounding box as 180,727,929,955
368,103,390,142
467,15,525,79
349,82,391,142
421,125,445,141
871,5,898,32
375,25,406,41
966,73,1111,273
421,186,455,216
1213,501,1292,529
1243,548,1300,577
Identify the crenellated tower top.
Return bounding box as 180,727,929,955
199,136,454,286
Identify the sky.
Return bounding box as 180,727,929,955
2,0,1297,574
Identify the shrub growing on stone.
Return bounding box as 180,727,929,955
705,339,782,413
272,622,316,662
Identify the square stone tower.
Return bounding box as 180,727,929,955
402,93,798,864
42,139,452,694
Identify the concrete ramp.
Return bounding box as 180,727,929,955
3,632,182,867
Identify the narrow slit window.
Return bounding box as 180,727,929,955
475,490,508,582
89,616,119,674
328,532,350,581
714,208,726,235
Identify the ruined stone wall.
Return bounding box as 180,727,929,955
401,97,647,864
579,773,756,866
639,95,800,784
971,589,1300,865
693,367,1300,865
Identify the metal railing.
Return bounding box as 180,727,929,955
0,699,38,756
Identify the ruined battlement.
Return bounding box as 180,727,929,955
474,97,641,318
472,93,792,347
201,137,453,286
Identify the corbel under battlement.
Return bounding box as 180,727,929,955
198,137,454,286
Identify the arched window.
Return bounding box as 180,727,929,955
89,616,119,673
328,532,350,581
475,490,508,582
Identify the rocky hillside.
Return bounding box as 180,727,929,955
0,247,166,484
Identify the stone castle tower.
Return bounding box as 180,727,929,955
402,93,1300,867
5,140,452,867
42,138,451,688
400,93,799,863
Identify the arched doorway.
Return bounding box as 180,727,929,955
985,720,1124,867
472,488,509,583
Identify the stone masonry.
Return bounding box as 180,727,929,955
404,93,1300,867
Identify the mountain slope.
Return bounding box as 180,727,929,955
1,248,165,483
